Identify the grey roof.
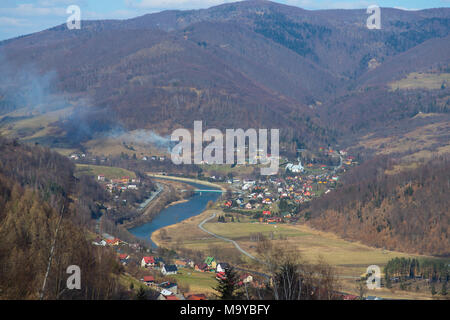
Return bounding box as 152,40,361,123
163,264,178,272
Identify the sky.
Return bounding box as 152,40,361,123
0,0,449,41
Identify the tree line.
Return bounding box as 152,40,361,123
0,137,129,299
302,155,450,256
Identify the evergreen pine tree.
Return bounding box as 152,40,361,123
214,266,241,300
385,273,392,289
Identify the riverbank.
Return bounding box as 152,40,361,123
129,178,222,247
165,198,189,208
146,173,227,192
122,179,194,229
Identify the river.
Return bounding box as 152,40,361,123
128,180,222,248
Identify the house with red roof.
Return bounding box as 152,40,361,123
195,263,208,272
216,272,227,281
142,276,155,286
118,254,129,260
141,256,156,268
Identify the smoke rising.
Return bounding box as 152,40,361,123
0,53,170,152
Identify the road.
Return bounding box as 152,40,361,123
138,182,163,212
333,153,343,174
198,213,262,263
198,213,361,282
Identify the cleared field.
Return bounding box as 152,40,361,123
203,221,421,273
171,268,218,295
204,222,309,240
153,209,439,299
0,107,73,140
358,120,450,174
389,72,450,90
75,164,136,179
200,163,259,176
155,210,423,272
83,135,166,157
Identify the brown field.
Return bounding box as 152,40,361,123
389,72,450,90
153,208,439,299
358,120,450,174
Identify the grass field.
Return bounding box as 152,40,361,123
202,221,421,273
153,209,440,299
171,268,218,295
83,135,166,157
118,273,147,291
200,163,260,176
0,107,73,140
358,120,450,174
75,164,136,179
389,72,450,90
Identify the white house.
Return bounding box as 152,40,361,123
92,240,106,246
240,274,253,284
216,263,230,273
286,160,304,173
161,264,178,275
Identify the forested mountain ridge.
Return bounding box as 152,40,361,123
0,1,448,149
0,138,126,299
302,155,450,257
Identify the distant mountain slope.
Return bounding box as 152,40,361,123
303,155,450,256
0,0,449,148
359,35,450,86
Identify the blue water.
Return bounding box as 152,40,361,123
128,180,221,248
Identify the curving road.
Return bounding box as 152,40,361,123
198,212,360,282
198,212,262,263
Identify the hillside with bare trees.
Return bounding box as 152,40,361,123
302,155,450,256
0,138,128,299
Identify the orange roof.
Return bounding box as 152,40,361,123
143,276,155,282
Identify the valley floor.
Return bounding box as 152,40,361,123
152,208,442,300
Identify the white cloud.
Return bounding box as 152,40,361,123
393,7,420,11
0,16,30,27
0,4,67,17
